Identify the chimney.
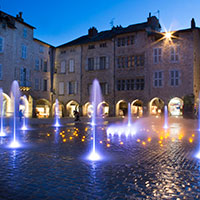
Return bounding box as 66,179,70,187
16,11,24,22
147,13,161,31
191,18,196,29
19,12,22,18
88,27,98,37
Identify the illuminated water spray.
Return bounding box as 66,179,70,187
0,88,6,136
163,105,168,129
21,95,28,130
9,81,20,148
107,102,136,139
196,93,200,158
88,79,102,161
54,99,60,127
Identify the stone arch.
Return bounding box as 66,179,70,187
36,99,51,118
66,100,79,117
97,101,109,117
52,100,64,117
116,100,128,117
168,97,183,116
131,99,143,117
83,102,93,117
149,97,165,115
2,93,11,117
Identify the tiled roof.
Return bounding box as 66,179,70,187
57,21,158,48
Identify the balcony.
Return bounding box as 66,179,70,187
19,80,31,91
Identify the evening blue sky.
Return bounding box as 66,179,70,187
1,0,200,46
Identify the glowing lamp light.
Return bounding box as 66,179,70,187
165,32,172,39
9,140,20,148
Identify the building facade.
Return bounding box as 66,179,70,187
0,11,54,117
0,10,200,118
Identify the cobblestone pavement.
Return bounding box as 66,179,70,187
0,117,200,199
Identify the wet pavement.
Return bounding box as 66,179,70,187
0,117,200,199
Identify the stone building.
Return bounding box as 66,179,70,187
1,10,200,118
0,11,54,117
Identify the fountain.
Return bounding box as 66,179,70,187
9,81,20,148
163,105,168,129
21,95,28,130
196,93,200,158
54,99,61,127
0,88,6,136
107,102,136,139
87,79,102,161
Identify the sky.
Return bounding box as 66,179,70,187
1,0,200,46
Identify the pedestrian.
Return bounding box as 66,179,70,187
19,109,23,122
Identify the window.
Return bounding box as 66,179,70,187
35,79,39,90
100,83,108,95
170,46,179,62
117,35,134,47
69,59,75,73
21,45,27,59
135,55,144,67
60,61,66,73
59,82,64,95
88,58,94,71
117,80,121,91
100,43,107,48
117,78,144,91
68,81,77,95
40,59,43,70
88,44,95,49
0,37,3,53
40,45,44,53
43,80,47,91
154,71,163,87
170,70,180,86
0,64,2,80
23,28,27,38
44,61,48,72
153,48,162,64
20,67,26,86
35,59,39,71
99,56,106,70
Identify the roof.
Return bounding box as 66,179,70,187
0,10,35,29
57,21,159,48
34,38,55,48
